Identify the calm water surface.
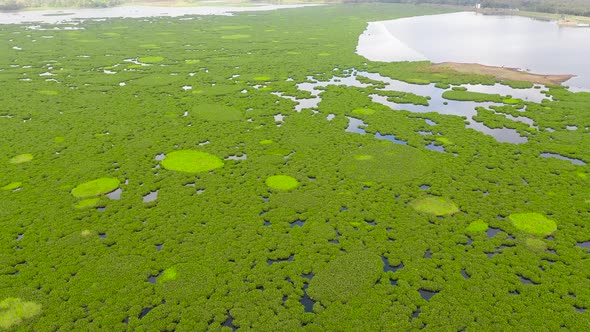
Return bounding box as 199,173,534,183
361,12,590,90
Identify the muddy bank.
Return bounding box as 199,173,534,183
431,62,575,86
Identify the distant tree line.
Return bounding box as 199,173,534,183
0,0,123,10
363,0,590,16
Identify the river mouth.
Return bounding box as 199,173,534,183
357,11,590,91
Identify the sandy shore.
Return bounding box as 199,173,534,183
432,62,575,86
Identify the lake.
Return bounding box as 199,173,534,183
358,11,590,91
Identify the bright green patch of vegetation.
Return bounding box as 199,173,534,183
352,108,376,115
138,56,164,63
158,268,178,284
253,76,271,81
354,154,373,160
8,154,33,164
1,182,22,191
265,175,299,190
436,137,452,145
75,198,100,209
466,219,488,232
162,150,224,173
509,213,557,236
37,90,59,95
308,251,382,304
72,178,120,198
0,298,41,329
411,196,459,216
221,34,251,40
503,98,522,104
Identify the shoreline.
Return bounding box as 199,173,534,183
357,17,577,87
432,62,575,86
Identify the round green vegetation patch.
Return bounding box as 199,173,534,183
38,90,59,95
411,197,459,216
354,154,373,161
158,267,177,283
259,139,274,145
254,76,271,81
72,178,120,198
525,238,547,252
266,175,299,190
9,154,33,164
352,108,375,115
503,98,522,104
75,198,100,209
466,219,488,233
138,56,164,63
221,34,250,40
308,251,382,304
436,137,452,145
340,144,432,184
1,182,22,191
162,150,224,173
0,297,42,329
509,213,556,236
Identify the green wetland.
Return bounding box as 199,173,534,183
2,3,590,331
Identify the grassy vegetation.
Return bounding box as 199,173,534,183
0,298,42,329
308,251,382,304
509,212,557,236
161,150,224,173
442,89,503,103
8,154,32,164
265,175,299,190
71,178,120,198
1,3,590,331
466,219,488,232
